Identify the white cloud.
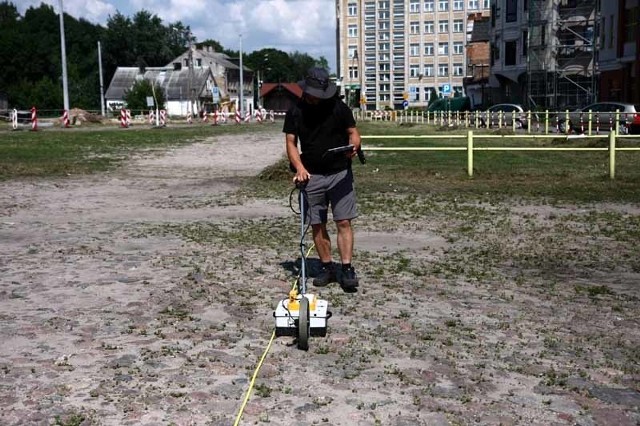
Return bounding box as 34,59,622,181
13,0,337,71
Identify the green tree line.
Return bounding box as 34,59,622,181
0,1,327,112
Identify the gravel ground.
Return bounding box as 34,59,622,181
0,127,639,426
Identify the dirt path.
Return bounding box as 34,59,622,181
1,128,638,426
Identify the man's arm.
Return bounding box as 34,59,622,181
285,133,310,183
347,126,362,158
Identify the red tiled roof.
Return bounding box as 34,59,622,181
260,83,303,98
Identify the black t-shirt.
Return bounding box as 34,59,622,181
283,98,356,174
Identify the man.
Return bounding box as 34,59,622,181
283,67,362,291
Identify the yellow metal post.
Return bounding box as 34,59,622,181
467,130,474,177
609,130,616,180
545,110,549,134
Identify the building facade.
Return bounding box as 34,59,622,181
336,0,491,111
598,0,640,104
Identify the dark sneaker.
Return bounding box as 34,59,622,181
340,266,359,289
313,264,337,287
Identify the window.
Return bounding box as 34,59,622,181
379,83,390,91
410,86,419,101
379,10,390,19
453,63,464,76
609,15,614,48
438,42,449,55
424,21,434,33
379,32,390,40
424,64,434,76
506,0,517,23
483,0,490,8
379,21,389,30
348,45,358,58
348,67,358,79
424,0,435,12
468,0,478,9
439,0,449,11
623,7,639,43
453,41,464,54
505,40,517,65
438,64,449,76
196,58,202,67
453,0,464,10
410,43,420,56
348,25,358,37
379,63,390,71
491,37,500,66
410,21,420,34
522,30,528,56
348,2,357,16
378,1,389,9
410,0,420,12
424,43,434,55
410,65,420,77
439,20,449,33
453,19,464,32
379,42,390,51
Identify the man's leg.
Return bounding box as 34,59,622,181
312,223,337,286
335,219,353,264
312,223,332,263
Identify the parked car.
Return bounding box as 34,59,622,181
474,103,536,129
427,96,471,113
558,102,640,134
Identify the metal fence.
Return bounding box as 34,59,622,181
361,130,640,179
362,110,640,136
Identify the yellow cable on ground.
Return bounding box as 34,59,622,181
233,330,276,426
233,244,315,425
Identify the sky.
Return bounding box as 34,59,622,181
16,0,338,72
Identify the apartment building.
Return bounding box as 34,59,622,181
336,0,491,111
598,0,640,104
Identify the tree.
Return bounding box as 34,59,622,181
123,79,165,114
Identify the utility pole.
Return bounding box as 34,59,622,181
98,41,105,117
58,0,70,113
239,33,244,117
188,30,195,117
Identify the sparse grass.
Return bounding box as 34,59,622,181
0,124,276,179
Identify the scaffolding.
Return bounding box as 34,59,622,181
527,0,599,110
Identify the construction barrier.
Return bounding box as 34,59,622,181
244,110,250,123
11,109,18,130
62,110,70,128
159,110,166,127
255,109,262,123
269,110,275,123
235,111,241,124
149,109,155,125
187,114,192,124
30,106,38,131
119,109,130,128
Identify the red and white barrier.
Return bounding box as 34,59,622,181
149,109,155,125
187,114,192,124
30,106,38,131
120,109,130,128
202,112,208,123
255,109,262,123
11,109,18,130
235,111,241,124
269,110,275,123
244,110,250,123
159,109,166,126
62,110,70,128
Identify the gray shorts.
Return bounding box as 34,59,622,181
303,169,358,225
